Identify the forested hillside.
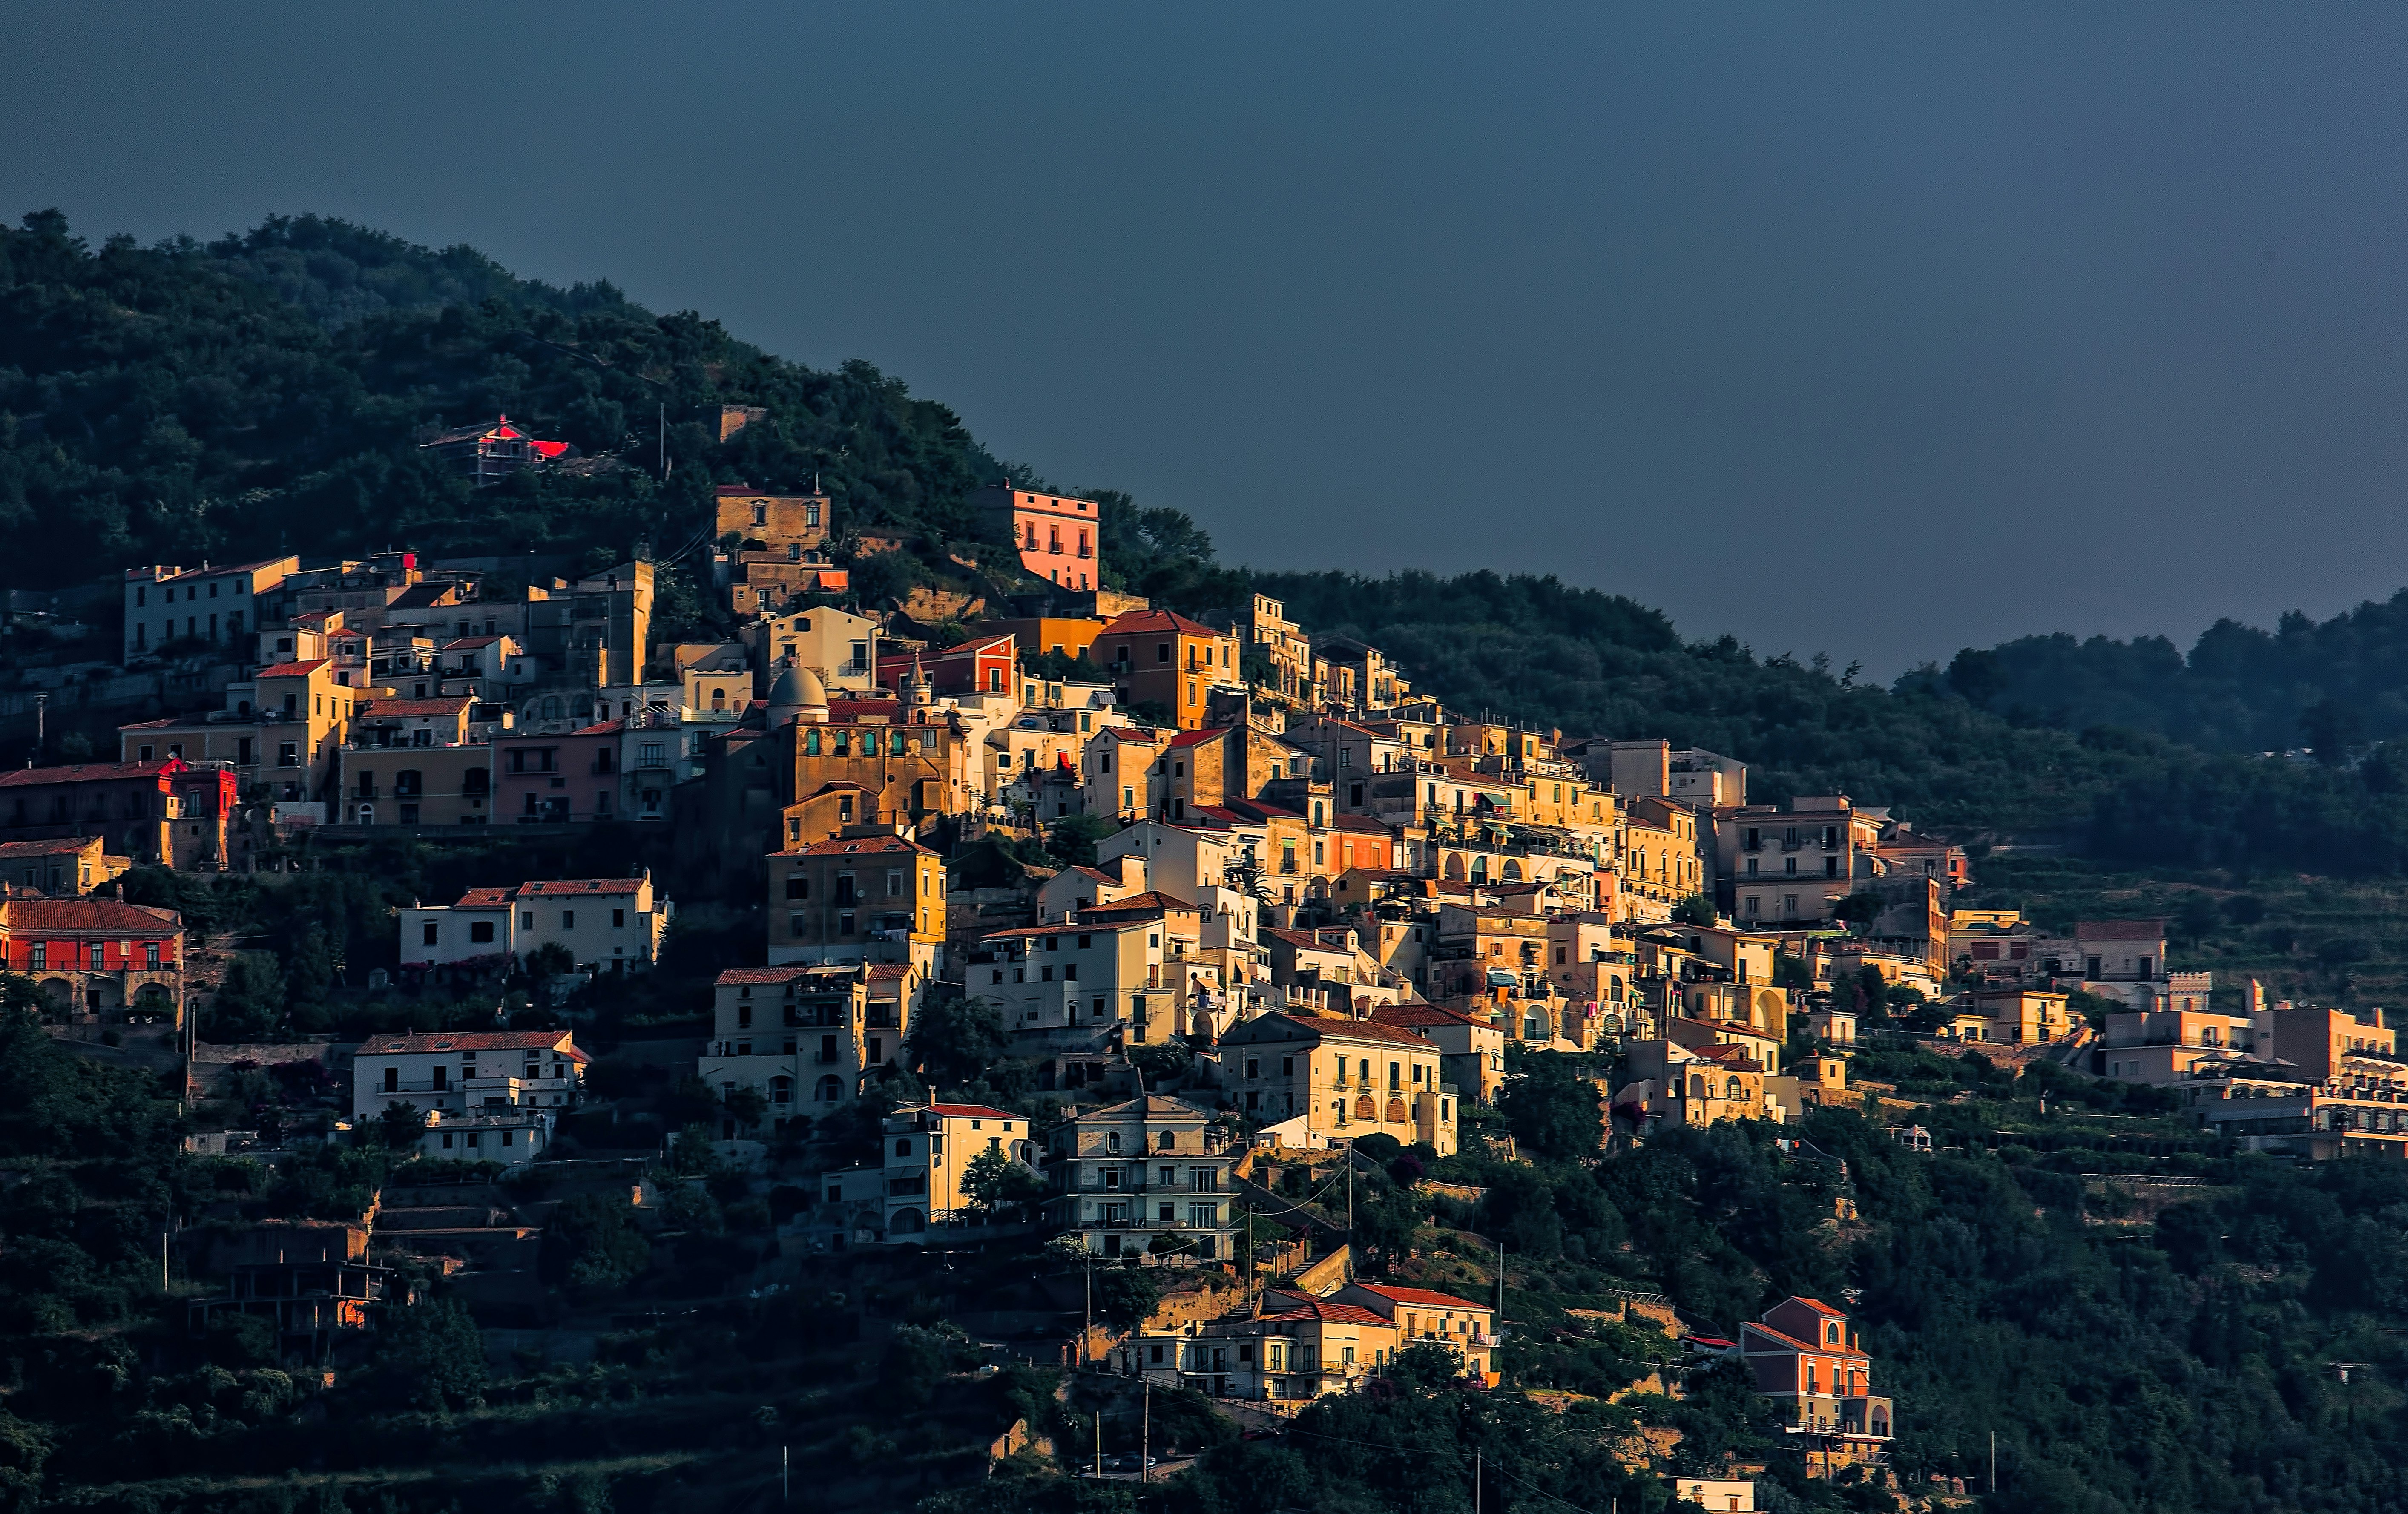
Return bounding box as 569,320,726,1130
13,206,2408,876
1928,592,2408,757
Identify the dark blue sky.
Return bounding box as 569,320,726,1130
8,2,2408,673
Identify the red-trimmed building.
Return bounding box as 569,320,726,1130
1741,1297,1893,1477
0,896,184,1024
874,635,1018,699
417,415,574,488
1095,610,1242,729
0,759,233,871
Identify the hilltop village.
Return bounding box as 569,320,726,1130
3,446,2399,1511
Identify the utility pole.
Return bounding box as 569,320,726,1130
30,692,43,768
781,1445,789,1503
1474,1449,1482,1514
658,401,669,481
1991,1430,1997,1494
1082,1247,1092,1366
1141,1380,1151,1485
1095,1412,1102,1477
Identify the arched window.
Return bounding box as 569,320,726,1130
889,1208,926,1235
1470,856,1488,885
1690,1074,1708,1100
1726,1077,1744,1101
711,688,726,710
1501,859,1523,881
815,1075,842,1103
1107,1131,1122,1153
1158,1130,1175,1152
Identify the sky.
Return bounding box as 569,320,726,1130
7,2,2408,675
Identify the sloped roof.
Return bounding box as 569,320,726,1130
0,761,176,788
777,835,936,857
358,1030,584,1058
1098,608,1224,639
2076,919,2164,940
255,660,331,678
0,837,102,859
360,697,472,718
1267,1301,1390,1325
2,898,180,934
515,879,645,896
714,964,862,985
1351,1282,1488,1312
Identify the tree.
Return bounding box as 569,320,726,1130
1045,813,1118,868
722,1085,769,1133
962,1147,1047,1217
525,941,576,978
1670,893,1718,928
909,995,1009,1089
538,1194,652,1290
1093,1267,1161,1331
372,1296,486,1411
1498,1049,1602,1159
1830,892,1884,928
375,1101,427,1152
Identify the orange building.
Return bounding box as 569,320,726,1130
973,485,1101,588
1095,609,1241,729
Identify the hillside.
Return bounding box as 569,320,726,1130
1929,591,2408,756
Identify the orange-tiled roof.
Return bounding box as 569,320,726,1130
776,835,936,857
0,898,179,934
255,660,331,678
1267,1301,1391,1325
358,1030,585,1058
928,1102,1017,1120
714,965,862,985
0,837,100,859
1098,609,1224,639
2076,919,2164,940
0,761,175,788
361,697,472,718
1351,1283,1488,1311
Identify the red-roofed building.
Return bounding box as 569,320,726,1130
1095,610,1241,729
703,962,882,1125
0,895,184,1025
1741,1297,1892,1476
879,1101,1039,1241
874,634,1017,700
352,1028,585,1165
1333,1281,1498,1381
399,875,667,975
972,484,1101,589
418,415,577,488
769,829,946,978
0,836,132,897
0,758,233,872
1138,1296,1403,1401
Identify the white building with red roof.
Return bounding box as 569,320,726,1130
399,875,668,975
352,1028,586,1165
1332,1280,1498,1382
879,1100,1038,1240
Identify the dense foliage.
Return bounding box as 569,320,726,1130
1937,589,2408,754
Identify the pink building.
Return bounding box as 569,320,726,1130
973,485,1100,588
494,721,624,825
